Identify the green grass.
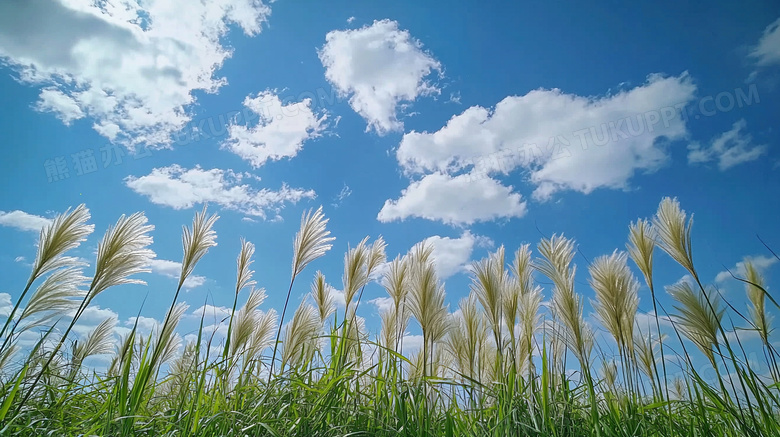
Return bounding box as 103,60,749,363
0,198,778,436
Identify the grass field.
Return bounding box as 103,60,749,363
0,197,778,436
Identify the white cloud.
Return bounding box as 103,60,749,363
125,315,160,335
331,183,352,208
750,18,780,67
715,255,778,283
223,90,329,168
125,165,315,220
688,119,767,170
395,73,696,203
377,172,527,225
0,293,12,317
35,87,85,125
0,210,52,232
369,296,394,314
318,19,441,135
190,304,232,322
14,256,26,263
414,231,492,279
0,0,271,149
148,259,206,290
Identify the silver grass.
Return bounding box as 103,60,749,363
744,260,772,344
72,317,116,366
502,277,521,348
366,236,388,279
536,235,593,367
89,211,155,300
270,206,333,380
281,303,320,370
0,343,19,372
235,238,257,295
342,237,371,308
627,219,655,287
180,206,219,288
231,287,267,356
291,206,335,279
383,256,409,310
470,247,507,354
601,360,618,393
444,294,486,382
311,271,336,323
667,281,724,365
517,284,543,375
589,250,640,357
158,333,183,369
652,197,695,276
31,204,94,281
634,330,663,381
379,307,399,352
1,205,93,345
511,244,534,295
407,243,449,377
248,309,278,360
108,332,134,377
18,267,88,331
156,303,189,367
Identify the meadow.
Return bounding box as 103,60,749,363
0,197,778,436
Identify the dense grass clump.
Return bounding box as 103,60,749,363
0,198,779,436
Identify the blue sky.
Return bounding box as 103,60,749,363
1,0,779,376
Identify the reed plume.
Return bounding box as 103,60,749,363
743,259,772,345
535,235,593,370
1,204,93,346
667,280,724,366
311,271,336,324
589,250,639,361
271,206,334,379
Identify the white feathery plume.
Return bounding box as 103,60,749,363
235,238,256,295
155,303,189,367
667,280,724,365
88,211,155,300
311,271,336,323
470,247,507,355
366,236,388,280
180,206,219,288
18,267,88,331
281,303,320,370
627,219,655,287
72,317,117,366
248,309,278,359
342,237,370,309
30,204,94,282
291,206,335,279
588,250,640,357
231,288,267,356
535,235,593,368
652,197,695,276
744,260,772,345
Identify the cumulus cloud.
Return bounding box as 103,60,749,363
395,73,696,203
125,165,315,220
0,210,52,232
413,231,493,279
0,0,272,149
715,255,778,283
148,259,206,290
377,172,527,225
223,90,329,168
318,19,441,135
688,119,767,170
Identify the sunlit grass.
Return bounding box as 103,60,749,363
0,197,778,436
